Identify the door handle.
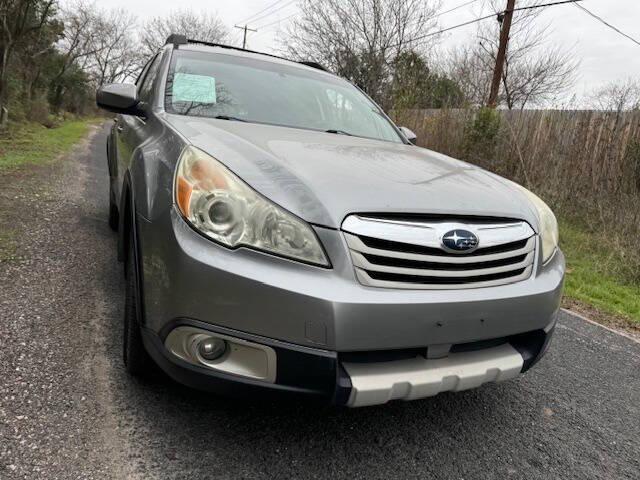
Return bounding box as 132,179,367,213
116,125,124,132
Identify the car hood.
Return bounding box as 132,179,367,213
165,114,538,230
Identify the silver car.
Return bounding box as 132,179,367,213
97,35,564,407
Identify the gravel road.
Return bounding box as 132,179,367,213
0,123,638,480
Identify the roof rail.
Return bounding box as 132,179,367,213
298,61,328,72
163,34,329,73
165,34,187,46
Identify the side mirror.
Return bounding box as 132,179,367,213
399,126,417,145
96,83,144,116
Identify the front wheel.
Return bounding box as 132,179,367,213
123,227,155,377
107,141,118,231
108,189,119,231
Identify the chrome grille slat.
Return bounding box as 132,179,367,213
342,215,537,290
342,215,534,249
351,251,535,278
344,234,536,264
355,266,534,290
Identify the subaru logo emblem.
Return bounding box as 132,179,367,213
441,229,479,253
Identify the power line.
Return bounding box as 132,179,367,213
384,13,499,51
385,0,582,51
574,3,640,47
249,0,297,26
257,0,483,38
253,2,493,50
235,0,289,26
252,0,581,51
400,0,482,32
437,0,482,17
509,0,583,13
255,12,298,31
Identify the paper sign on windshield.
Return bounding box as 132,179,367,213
172,73,217,103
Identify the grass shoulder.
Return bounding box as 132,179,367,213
560,219,640,329
0,117,103,264
0,118,102,171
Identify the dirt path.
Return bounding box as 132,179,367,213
0,124,137,479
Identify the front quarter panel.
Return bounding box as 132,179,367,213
129,115,186,222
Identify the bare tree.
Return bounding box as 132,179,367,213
448,44,493,108
50,0,104,111
140,9,228,57
449,0,578,109
0,0,56,122
88,8,143,86
590,79,640,112
14,11,61,106
283,0,441,107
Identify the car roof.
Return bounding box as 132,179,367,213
170,40,332,77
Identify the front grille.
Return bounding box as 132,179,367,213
342,215,536,290
358,235,530,257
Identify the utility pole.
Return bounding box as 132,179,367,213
487,0,516,108
234,24,257,49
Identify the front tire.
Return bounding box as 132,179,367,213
107,141,118,231
123,227,155,377
108,190,119,231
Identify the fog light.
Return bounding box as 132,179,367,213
166,326,277,382
198,337,227,361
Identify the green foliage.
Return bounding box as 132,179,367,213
5,38,94,122
463,107,502,161
0,119,93,170
0,2,98,125
48,57,93,114
329,49,465,110
428,77,466,109
0,1,61,118
391,51,465,110
333,48,388,107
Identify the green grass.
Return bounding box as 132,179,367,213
561,220,640,325
0,119,97,170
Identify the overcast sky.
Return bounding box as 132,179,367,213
91,0,640,102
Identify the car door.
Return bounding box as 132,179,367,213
114,52,163,198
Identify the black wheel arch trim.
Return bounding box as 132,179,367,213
510,327,555,372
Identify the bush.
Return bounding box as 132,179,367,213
463,107,501,163
624,139,640,192
42,114,61,129
26,93,51,125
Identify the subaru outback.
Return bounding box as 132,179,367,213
96,35,564,407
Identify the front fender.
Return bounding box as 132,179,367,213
129,118,185,222
117,117,186,259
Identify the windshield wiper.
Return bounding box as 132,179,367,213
325,129,353,136
214,115,248,122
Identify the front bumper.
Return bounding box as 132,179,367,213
143,317,556,407
138,210,565,352
136,209,562,406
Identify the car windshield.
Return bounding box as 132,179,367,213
165,50,403,143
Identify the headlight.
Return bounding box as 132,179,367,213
175,146,329,267
518,186,559,263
